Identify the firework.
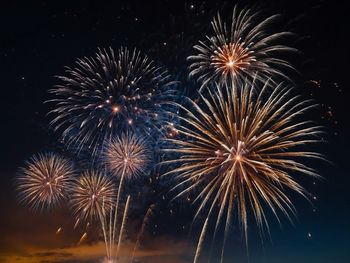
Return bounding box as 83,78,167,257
188,5,297,90
100,195,131,262
131,204,155,262
103,131,150,251
70,170,116,220
163,81,323,261
16,152,74,211
193,217,209,263
47,47,175,155
78,232,87,245
104,132,151,180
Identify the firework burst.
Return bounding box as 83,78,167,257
16,152,75,211
48,47,175,155
163,81,323,260
70,170,116,220
104,132,151,180
188,5,297,90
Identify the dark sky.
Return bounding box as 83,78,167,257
0,0,349,263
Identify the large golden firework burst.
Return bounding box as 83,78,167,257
163,81,323,253
188,5,297,90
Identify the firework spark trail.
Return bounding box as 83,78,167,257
100,198,111,259
111,165,126,259
162,80,324,260
109,201,113,260
55,227,62,235
47,47,176,156
193,217,209,263
188,5,297,90
78,232,87,245
99,156,127,262
16,152,75,211
100,194,131,262
116,195,131,260
131,204,155,262
73,219,80,229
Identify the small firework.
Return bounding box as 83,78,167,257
70,170,116,220
16,152,74,211
48,47,175,155
104,132,151,180
188,5,297,90
163,81,323,259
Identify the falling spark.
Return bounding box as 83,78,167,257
78,232,87,245
73,218,80,229
55,227,62,235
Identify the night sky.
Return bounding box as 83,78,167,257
0,0,349,263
